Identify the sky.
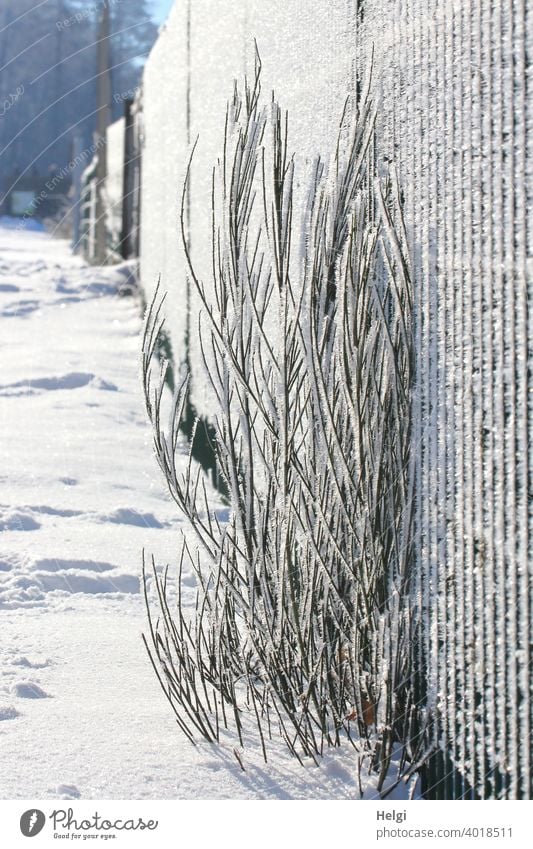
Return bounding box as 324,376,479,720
150,0,175,23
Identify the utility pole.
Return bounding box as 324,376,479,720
94,2,111,264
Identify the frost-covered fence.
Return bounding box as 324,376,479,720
79,157,98,263
356,1,531,800
78,117,123,264
139,0,531,799
78,104,142,264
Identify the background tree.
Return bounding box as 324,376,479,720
0,0,157,202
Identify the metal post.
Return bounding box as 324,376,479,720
94,3,111,264
71,134,84,251
120,99,135,259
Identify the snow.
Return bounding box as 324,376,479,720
0,219,411,800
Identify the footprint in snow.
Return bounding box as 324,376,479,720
32,558,115,574
0,552,28,572
0,372,118,396
0,299,40,318
34,572,140,596
101,507,165,528
23,505,82,519
49,784,81,800
11,656,52,670
0,509,40,531
11,682,51,699
0,706,21,721
1,569,139,603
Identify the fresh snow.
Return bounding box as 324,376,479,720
0,219,414,800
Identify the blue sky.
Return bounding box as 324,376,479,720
150,0,175,23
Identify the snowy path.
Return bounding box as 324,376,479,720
0,221,391,800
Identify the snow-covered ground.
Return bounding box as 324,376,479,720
0,220,412,800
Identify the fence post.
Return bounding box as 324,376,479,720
94,3,111,265
120,99,136,259
71,134,84,252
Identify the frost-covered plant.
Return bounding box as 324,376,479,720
142,52,423,793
